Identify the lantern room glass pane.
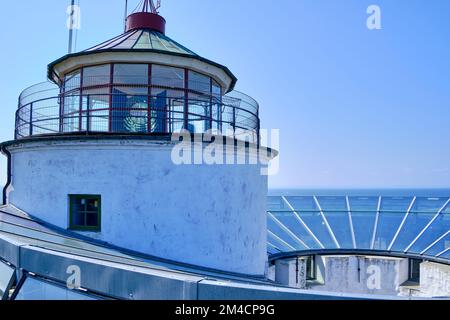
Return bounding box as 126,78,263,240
152,65,185,89
113,64,148,85
15,277,96,300
212,80,221,98
63,91,80,133
83,64,110,87
64,70,81,92
188,93,210,133
188,70,211,94
151,89,185,133
0,260,15,299
112,87,148,133
83,88,110,132
211,80,222,133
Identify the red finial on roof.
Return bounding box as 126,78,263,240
126,0,165,34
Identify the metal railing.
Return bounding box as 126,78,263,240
15,82,260,144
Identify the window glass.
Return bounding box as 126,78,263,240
212,80,221,98
0,260,15,299
83,65,110,87
351,211,377,249
64,70,81,92
421,233,450,257
322,211,353,249
15,277,96,300
70,195,101,231
268,211,318,250
372,197,415,250
63,91,80,133
188,93,211,133
297,211,337,249
82,88,110,132
188,70,211,94
408,259,422,282
112,87,148,133
390,197,448,252
151,90,184,133
315,197,353,248
113,64,148,85
211,80,222,134
152,65,185,89
267,212,306,251
372,211,405,250
306,256,316,281
284,196,319,211
268,230,295,252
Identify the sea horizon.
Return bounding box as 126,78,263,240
268,188,450,197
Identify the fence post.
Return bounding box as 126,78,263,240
29,103,33,136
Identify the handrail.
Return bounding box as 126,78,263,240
18,80,260,116
15,90,260,144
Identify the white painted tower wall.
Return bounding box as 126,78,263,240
6,137,272,276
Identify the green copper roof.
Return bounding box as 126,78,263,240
84,29,196,56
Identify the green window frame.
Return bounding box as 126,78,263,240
69,195,102,232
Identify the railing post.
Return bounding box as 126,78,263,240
86,95,90,133
232,107,236,140
14,109,19,139
257,118,261,147
184,69,189,131
29,103,33,136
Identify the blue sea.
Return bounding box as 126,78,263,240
268,188,450,197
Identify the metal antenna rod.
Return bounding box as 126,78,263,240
68,0,75,53
124,0,128,32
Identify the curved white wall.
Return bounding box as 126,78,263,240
6,137,271,276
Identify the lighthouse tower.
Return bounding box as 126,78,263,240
0,1,275,276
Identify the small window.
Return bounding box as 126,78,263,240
69,195,101,232
305,256,316,281
408,259,422,283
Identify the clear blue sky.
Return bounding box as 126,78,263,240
0,0,449,189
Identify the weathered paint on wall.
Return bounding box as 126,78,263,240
7,138,271,276
419,261,450,297
274,258,307,289
310,256,409,295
